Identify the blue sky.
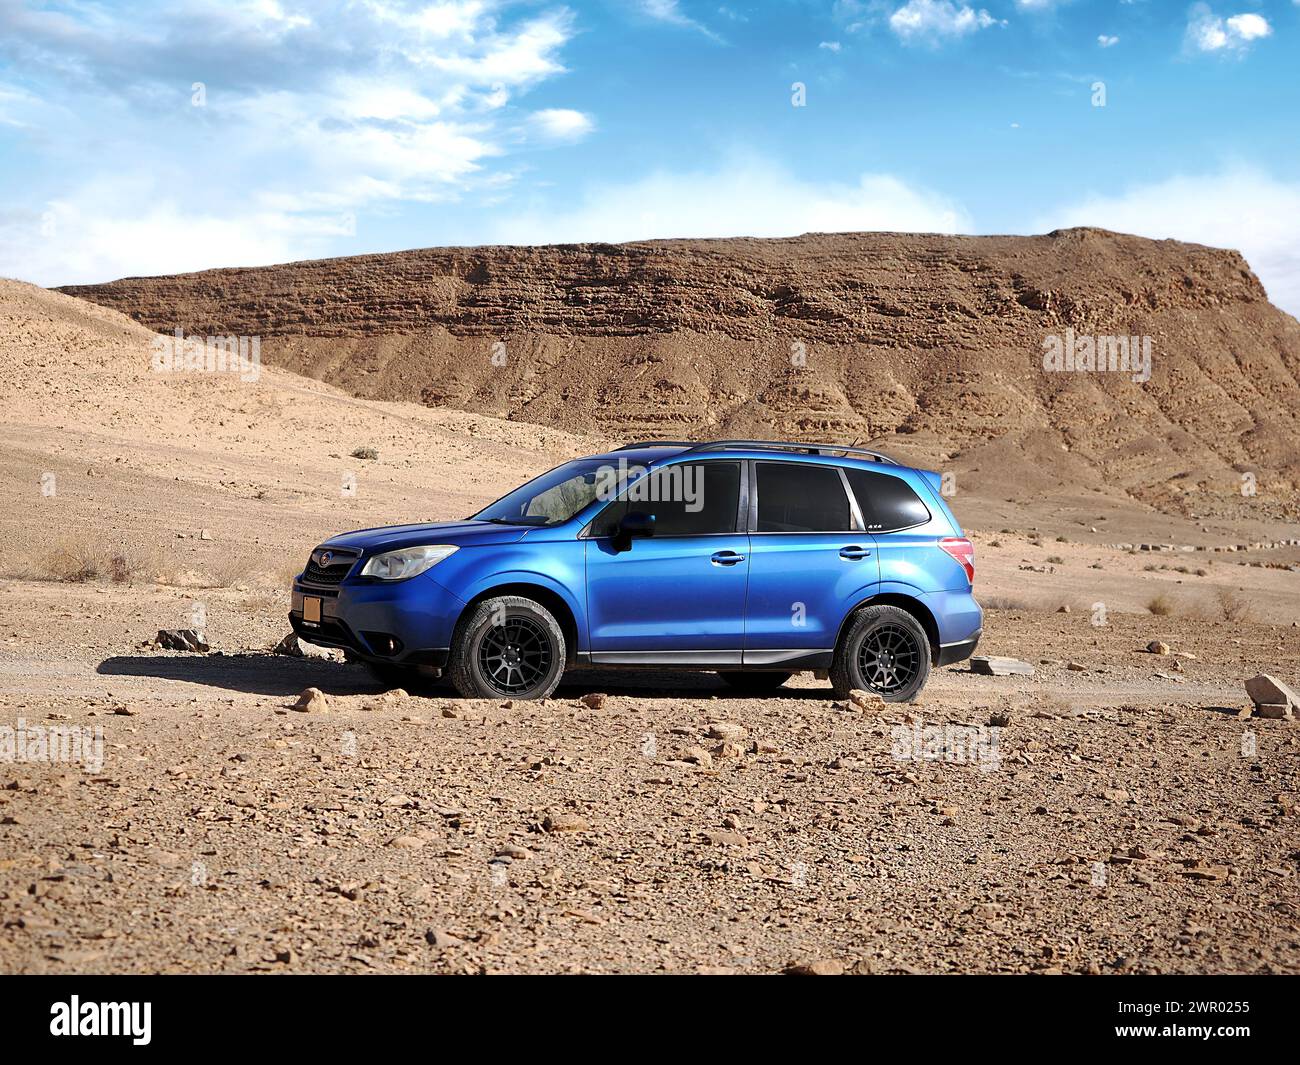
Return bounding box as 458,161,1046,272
2,1,1298,312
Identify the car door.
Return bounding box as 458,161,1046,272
842,466,939,595
742,460,880,664
584,460,750,663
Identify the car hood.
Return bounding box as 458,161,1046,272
320,520,532,555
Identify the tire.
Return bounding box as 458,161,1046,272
448,596,566,700
718,671,794,694
830,605,931,703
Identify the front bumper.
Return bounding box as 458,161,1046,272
290,572,464,667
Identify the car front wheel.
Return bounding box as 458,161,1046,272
830,604,931,703
448,596,566,700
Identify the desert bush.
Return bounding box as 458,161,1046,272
351,445,379,460
1146,593,1175,616
982,595,1030,611
1215,587,1252,624
1046,555,1064,565
201,553,264,589
42,539,101,582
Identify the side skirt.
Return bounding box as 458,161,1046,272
575,649,834,671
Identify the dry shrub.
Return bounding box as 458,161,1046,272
982,595,1030,611
1146,593,1175,616
42,539,102,582
201,553,264,589
1215,587,1252,624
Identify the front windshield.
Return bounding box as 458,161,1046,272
472,458,648,526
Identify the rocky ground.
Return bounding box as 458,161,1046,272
1,581,1298,975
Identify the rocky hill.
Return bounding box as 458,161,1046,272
61,228,1300,522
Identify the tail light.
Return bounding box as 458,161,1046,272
939,537,975,585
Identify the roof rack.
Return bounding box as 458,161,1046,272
614,439,899,465
613,440,700,450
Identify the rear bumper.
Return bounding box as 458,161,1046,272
936,628,981,667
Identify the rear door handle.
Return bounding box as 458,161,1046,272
710,550,746,566
839,546,873,560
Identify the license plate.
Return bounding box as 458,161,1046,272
303,597,322,624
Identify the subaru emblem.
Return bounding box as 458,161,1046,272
320,551,333,566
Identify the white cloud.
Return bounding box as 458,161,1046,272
529,108,595,142
819,40,843,52
0,1,587,284
489,159,971,244
1042,168,1300,317
637,0,721,40
1098,34,1119,47
888,0,1000,43
1186,5,1272,54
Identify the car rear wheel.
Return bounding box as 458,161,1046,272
448,596,566,701
830,605,931,703
718,671,794,694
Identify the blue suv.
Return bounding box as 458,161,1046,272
290,440,981,702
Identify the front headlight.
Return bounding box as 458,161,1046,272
359,545,459,580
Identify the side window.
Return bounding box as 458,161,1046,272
844,468,931,532
591,462,741,537
755,462,853,532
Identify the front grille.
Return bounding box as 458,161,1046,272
300,547,360,587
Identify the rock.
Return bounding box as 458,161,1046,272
701,830,747,847
542,811,589,834
155,629,209,652
292,687,330,713
680,746,714,768
199,528,213,541
1147,640,1171,655
707,721,747,742
848,689,887,711
1056,605,1070,613
387,834,429,849
712,741,745,761
1065,661,1087,672
424,928,463,948
1245,674,1299,718
1182,860,1230,882
273,633,345,661
784,959,844,976
970,656,1035,676
579,692,607,709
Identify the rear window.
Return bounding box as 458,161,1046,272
756,462,853,532
844,468,931,532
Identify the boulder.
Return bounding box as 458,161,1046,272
155,629,209,652
291,687,330,713
1245,674,1299,719
970,656,1035,676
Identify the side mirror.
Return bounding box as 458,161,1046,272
612,511,654,552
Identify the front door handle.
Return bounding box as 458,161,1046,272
839,546,873,560
710,550,746,566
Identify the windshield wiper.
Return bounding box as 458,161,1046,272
479,516,554,526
